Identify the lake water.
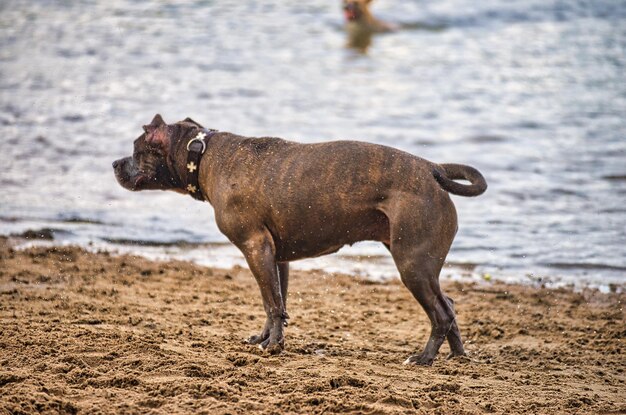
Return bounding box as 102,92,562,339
1,0,625,290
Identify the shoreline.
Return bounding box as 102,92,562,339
1,238,624,414
4,232,625,294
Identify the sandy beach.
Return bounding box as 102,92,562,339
0,239,626,414
0,237,624,414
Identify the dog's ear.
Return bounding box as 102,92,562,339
145,113,165,128
143,114,170,150
143,114,165,134
182,117,204,128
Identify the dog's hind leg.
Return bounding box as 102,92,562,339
385,240,463,355
393,246,456,365
443,295,465,357
386,197,463,365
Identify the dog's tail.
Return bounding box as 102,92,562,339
432,163,487,197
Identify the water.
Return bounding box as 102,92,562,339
1,0,625,290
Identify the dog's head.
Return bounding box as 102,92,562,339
343,0,372,22
112,114,202,192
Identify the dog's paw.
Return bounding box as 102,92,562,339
258,336,285,355
247,333,269,345
446,351,468,360
265,342,284,355
447,352,481,364
403,353,434,366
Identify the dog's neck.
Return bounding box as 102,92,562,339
168,127,218,201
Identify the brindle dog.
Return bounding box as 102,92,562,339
113,114,487,365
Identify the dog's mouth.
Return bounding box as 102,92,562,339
128,169,161,191
344,4,361,21
132,174,149,190
119,171,154,192
113,157,151,191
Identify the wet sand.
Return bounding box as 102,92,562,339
0,238,624,414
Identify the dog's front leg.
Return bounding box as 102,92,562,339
247,261,290,346
247,299,273,345
240,230,287,354
277,261,289,312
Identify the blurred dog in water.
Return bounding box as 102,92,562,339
113,115,487,365
343,0,397,52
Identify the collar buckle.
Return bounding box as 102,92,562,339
187,131,208,153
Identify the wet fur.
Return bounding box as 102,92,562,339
113,115,487,365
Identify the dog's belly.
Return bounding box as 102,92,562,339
271,207,390,262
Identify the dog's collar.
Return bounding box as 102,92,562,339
184,128,217,201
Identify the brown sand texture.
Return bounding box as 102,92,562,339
0,238,624,414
